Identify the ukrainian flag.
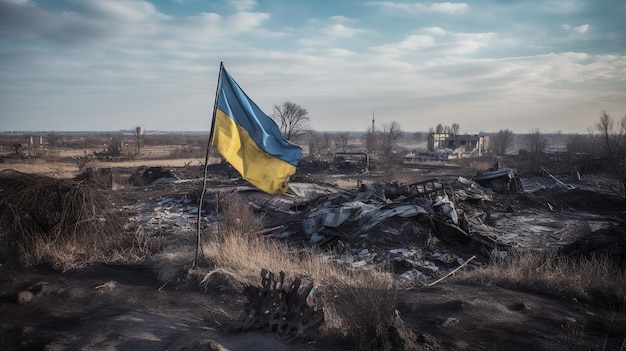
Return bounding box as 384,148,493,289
210,64,302,195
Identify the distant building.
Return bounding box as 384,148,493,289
427,133,489,156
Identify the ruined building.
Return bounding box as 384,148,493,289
427,133,489,157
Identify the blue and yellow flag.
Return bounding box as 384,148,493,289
211,65,302,195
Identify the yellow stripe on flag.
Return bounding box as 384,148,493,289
212,108,297,195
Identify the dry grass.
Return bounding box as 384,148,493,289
200,192,418,350
454,250,626,350
377,158,403,183
454,249,626,310
163,146,207,159
0,169,152,270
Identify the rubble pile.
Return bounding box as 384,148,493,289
122,166,625,284
129,166,179,186
474,167,523,193
125,193,199,230
282,180,496,285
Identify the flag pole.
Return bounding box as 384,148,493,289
193,62,224,269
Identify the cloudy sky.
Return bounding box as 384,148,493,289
1,0,625,133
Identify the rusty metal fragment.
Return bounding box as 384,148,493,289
474,167,523,193
230,269,324,341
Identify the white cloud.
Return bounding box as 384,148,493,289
228,11,270,31
574,24,590,34
323,24,362,38
370,34,435,58
535,0,584,14
371,30,492,58
298,18,364,47
1,0,624,133
322,48,356,57
440,40,487,54
1,0,34,6
186,12,221,34
329,15,357,23
182,11,270,43
398,34,437,49
542,52,626,83
367,1,468,15
226,0,257,12
0,0,176,47
430,2,468,14
422,27,447,36
298,36,335,47
563,24,591,34
453,32,495,41
68,0,169,22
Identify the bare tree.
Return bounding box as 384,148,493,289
595,111,626,196
381,121,402,156
334,132,350,150
272,101,310,141
596,111,622,156
432,123,459,135
491,129,515,156
523,129,547,171
450,123,460,136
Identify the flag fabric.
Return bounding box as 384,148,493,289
210,65,302,195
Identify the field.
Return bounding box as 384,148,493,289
0,131,625,351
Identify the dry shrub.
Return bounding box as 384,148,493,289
216,191,263,238
201,192,418,349
455,249,626,309
0,169,146,270
150,244,196,283
322,270,417,350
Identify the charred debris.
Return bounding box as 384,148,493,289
124,163,625,286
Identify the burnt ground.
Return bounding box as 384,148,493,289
1,263,625,351
1,163,626,351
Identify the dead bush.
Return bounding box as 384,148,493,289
0,169,145,270
322,270,418,350
215,191,263,238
